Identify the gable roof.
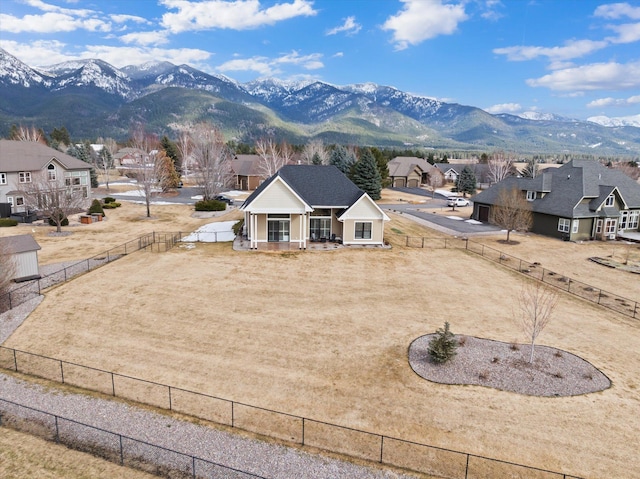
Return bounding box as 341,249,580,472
472,160,640,218
387,157,436,177
242,165,365,210
0,234,41,254
231,155,261,176
0,140,91,172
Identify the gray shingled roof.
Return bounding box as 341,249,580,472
387,157,436,177
0,234,41,254
0,140,91,172
471,160,640,219
242,165,364,209
231,155,261,176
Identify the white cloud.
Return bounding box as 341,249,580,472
485,103,522,114
382,0,468,50
0,12,110,33
217,50,324,76
110,14,150,25
160,0,317,33
606,22,640,43
120,31,171,46
587,94,640,108
594,2,640,20
0,40,211,69
332,52,344,58
493,39,608,63
326,16,361,36
526,61,640,91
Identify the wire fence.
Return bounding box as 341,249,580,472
0,346,582,479
0,398,265,479
0,232,184,315
397,235,638,319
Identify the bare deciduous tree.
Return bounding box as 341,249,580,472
22,172,88,233
190,123,233,200
516,282,559,363
300,139,328,165
427,172,444,198
488,151,514,184
176,128,193,179
96,137,118,191
10,125,46,143
492,186,533,243
255,138,291,178
130,128,165,218
612,161,640,181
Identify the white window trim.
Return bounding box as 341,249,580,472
355,221,372,240
558,218,570,233
526,190,536,201
0,172,6,185
572,220,579,234
605,194,615,207
19,171,32,183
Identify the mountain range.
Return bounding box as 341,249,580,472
1,47,638,156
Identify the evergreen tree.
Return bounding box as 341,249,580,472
455,165,476,196
427,322,458,364
329,145,350,174
370,147,389,187
427,152,435,164
50,126,71,146
351,148,382,200
160,135,182,175
311,152,322,165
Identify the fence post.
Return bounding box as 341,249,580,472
55,416,59,443
64,267,67,282
119,435,124,465
60,360,64,384
111,372,116,396
13,349,17,372
168,386,172,410
38,279,41,295
465,454,470,479
380,436,384,463
192,456,196,479
87,259,90,271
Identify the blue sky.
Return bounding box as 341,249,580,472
1,0,639,120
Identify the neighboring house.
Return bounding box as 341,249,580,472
113,147,146,166
231,155,262,190
241,165,390,250
435,163,490,185
0,140,92,215
387,157,440,188
470,159,640,241
0,234,41,282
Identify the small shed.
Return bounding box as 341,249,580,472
0,234,41,282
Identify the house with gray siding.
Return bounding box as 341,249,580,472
0,140,92,215
470,159,640,241
241,165,389,250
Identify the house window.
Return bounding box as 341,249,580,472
605,219,617,236
7,197,14,207
619,211,639,230
0,172,6,185
572,220,579,233
310,217,331,240
558,218,570,233
16,197,24,206
605,194,615,207
355,222,372,240
267,214,290,242
526,191,536,201
19,172,31,183
47,164,56,181
596,219,602,234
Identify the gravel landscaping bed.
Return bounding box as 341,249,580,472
409,335,611,397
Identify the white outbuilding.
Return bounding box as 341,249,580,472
0,234,41,282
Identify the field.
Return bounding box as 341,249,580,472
2,196,640,478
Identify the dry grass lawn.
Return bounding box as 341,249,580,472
2,198,640,479
0,427,156,479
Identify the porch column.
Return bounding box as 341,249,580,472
301,213,306,249
251,213,257,249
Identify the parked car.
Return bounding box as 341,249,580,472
214,195,234,205
447,197,471,207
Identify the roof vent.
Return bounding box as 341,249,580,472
567,174,570,179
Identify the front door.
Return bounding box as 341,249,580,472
268,219,290,242
604,218,617,240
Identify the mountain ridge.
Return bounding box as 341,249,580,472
0,48,638,156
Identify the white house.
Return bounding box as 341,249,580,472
0,234,41,282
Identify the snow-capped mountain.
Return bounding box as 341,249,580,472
587,115,640,128
517,111,572,122
1,47,639,155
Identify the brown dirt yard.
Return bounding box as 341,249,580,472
2,196,640,479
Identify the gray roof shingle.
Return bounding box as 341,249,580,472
0,234,41,254
0,140,91,172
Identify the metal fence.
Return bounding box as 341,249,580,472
397,235,638,319
0,398,264,479
0,232,184,315
0,346,582,479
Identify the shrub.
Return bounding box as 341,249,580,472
0,218,18,227
102,203,117,209
232,219,244,236
195,199,226,212
48,211,69,227
88,199,105,216
103,197,116,204
427,322,458,364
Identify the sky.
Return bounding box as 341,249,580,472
1,0,639,121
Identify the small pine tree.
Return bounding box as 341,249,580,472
88,199,105,217
427,322,458,364
329,145,350,174
311,151,322,165
455,165,476,196
351,148,382,200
